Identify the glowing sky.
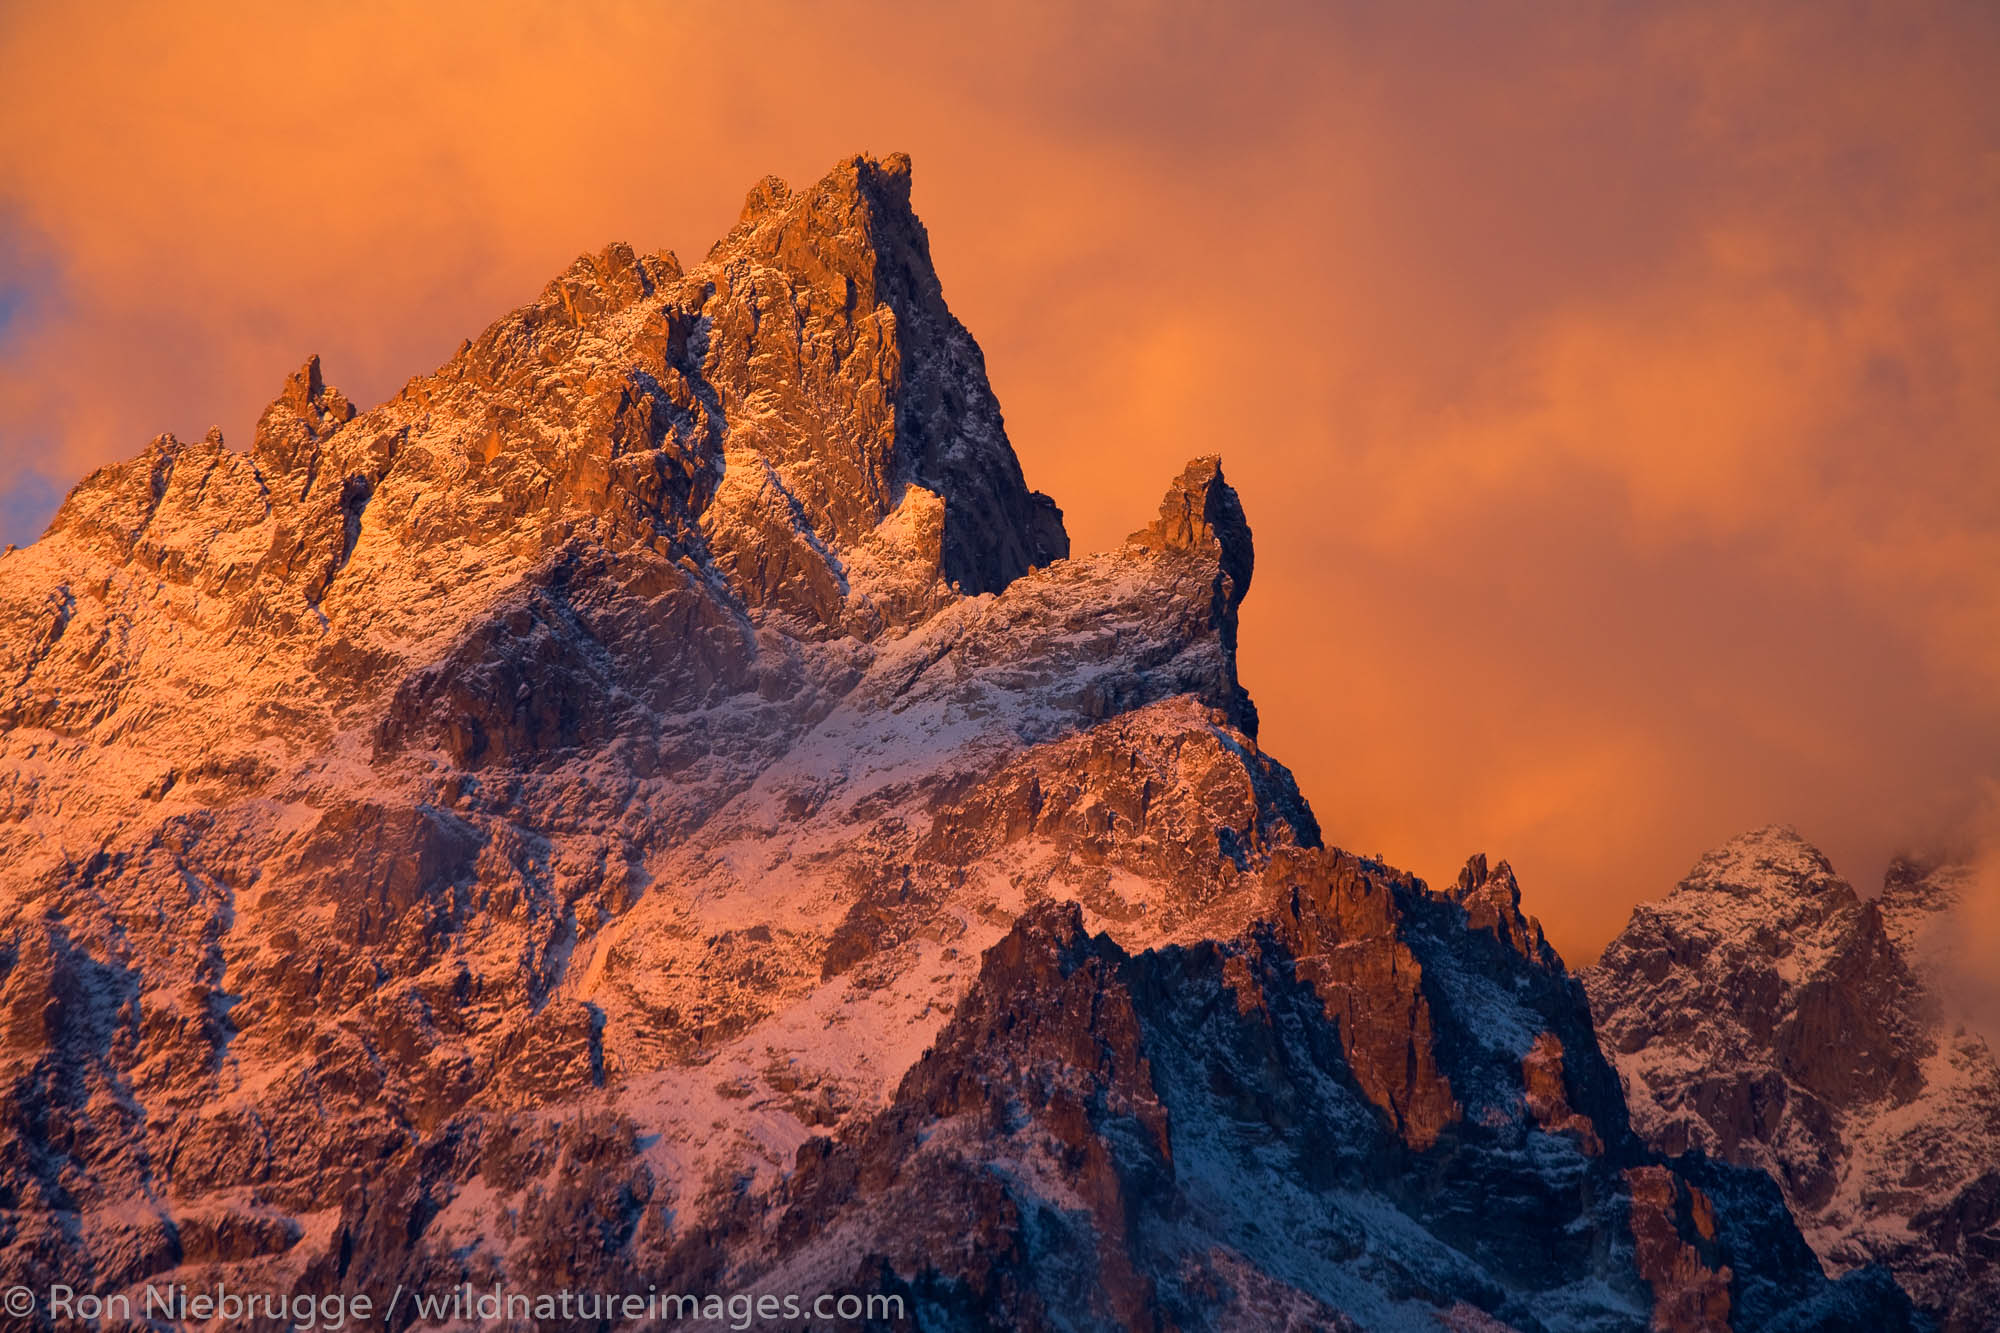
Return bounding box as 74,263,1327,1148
3,1,1997,962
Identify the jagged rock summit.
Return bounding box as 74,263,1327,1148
1587,826,2000,1330
0,156,1919,1329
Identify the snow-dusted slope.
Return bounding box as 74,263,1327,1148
0,155,1917,1329
1587,827,2000,1330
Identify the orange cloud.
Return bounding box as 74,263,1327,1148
2,1,1997,965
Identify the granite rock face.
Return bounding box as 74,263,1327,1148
1587,827,2000,1330
0,155,1916,1330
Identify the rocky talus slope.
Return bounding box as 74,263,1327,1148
1587,827,2000,1331
0,154,1916,1329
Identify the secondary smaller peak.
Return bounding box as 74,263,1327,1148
1128,455,1253,613
254,353,354,471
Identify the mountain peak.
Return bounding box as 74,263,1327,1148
1128,455,1253,612
694,152,1067,594
733,152,915,231
252,352,353,477
1880,852,1970,918
1120,456,1257,734
38,152,1067,625
711,152,922,307
1678,824,1848,899
1589,837,2000,1323
1450,852,1557,964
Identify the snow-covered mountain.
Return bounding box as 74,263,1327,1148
0,154,1918,1329
1587,827,2000,1330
